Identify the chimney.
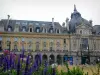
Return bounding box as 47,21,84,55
52,18,54,28
6,15,10,29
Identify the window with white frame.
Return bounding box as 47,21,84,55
8,27,12,32
50,29,53,33
37,29,39,32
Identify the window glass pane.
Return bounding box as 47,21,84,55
37,29,39,32
23,28,25,32
8,28,11,31
22,38,24,41
0,37,2,41
14,38,18,41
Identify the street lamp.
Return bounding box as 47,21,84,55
87,44,90,64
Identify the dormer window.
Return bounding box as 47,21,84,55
8,25,12,32
22,26,26,32
8,28,11,31
36,27,40,33
36,23,39,25
30,28,32,32
37,29,39,32
50,30,53,33
57,29,59,33
23,28,25,32
80,30,82,34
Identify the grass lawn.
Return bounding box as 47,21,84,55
57,65,98,75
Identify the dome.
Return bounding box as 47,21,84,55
69,5,91,33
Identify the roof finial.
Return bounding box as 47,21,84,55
74,4,77,11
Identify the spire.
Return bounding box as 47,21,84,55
74,4,77,11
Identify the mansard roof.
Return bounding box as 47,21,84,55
0,19,62,31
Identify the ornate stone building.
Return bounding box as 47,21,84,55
0,5,100,65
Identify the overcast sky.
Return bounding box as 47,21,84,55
0,0,100,25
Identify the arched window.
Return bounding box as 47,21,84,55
36,27,40,33
80,30,82,34
22,26,26,32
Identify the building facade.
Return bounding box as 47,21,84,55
0,5,100,65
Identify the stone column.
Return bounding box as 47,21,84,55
61,55,63,65
47,55,50,65
55,54,57,63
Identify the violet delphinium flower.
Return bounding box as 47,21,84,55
31,61,37,72
24,55,30,75
52,68,56,75
43,61,48,75
17,56,20,75
39,54,42,65
3,57,7,71
6,55,9,70
9,53,12,68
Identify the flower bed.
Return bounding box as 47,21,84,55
0,50,100,75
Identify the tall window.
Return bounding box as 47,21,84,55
64,39,66,44
50,40,53,51
56,40,60,50
36,41,40,50
43,42,46,47
14,38,18,50
63,39,66,50
81,38,88,50
21,38,25,49
7,38,11,50
28,39,32,50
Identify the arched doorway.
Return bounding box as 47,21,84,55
35,54,41,66
57,55,62,65
63,55,68,63
42,54,48,63
49,54,55,65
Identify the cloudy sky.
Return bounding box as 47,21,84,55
0,0,100,25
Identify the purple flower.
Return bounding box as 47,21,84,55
17,56,20,75
24,55,30,75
